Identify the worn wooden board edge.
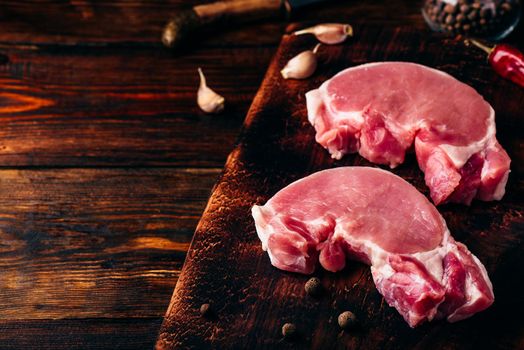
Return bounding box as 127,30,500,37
156,25,524,349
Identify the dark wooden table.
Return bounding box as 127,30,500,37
0,1,521,349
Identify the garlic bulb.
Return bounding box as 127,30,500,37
281,44,320,80
197,68,225,114
293,23,353,45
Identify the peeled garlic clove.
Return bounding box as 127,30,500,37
293,23,353,45
197,68,225,114
281,44,320,80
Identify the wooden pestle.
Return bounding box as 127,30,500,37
162,0,286,49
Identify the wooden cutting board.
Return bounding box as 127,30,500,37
156,25,524,349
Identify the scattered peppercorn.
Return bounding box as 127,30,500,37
338,311,357,331
282,322,297,340
199,303,211,317
305,277,322,297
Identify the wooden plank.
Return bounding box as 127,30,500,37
0,1,425,45
0,167,220,319
0,45,273,167
157,26,524,349
0,318,162,350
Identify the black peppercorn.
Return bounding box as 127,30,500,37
282,323,297,340
338,311,357,331
468,9,479,21
199,303,211,317
305,277,322,297
444,4,456,14
501,2,513,12
460,4,471,13
480,7,492,19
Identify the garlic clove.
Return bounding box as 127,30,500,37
281,44,321,80
197,67,225,114
293,23,353,45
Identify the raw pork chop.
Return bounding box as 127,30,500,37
306,62,510,205
252,167,494,327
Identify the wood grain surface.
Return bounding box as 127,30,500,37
0,168,221,319
0,318,163,350
156,25,524,349
0,0,522,348
0,45,273,167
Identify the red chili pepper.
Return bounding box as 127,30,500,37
466,39,524,88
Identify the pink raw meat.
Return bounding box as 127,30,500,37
306,62,510,205
252,167,494,327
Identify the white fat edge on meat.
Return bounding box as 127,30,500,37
321,86,366,127
266,244,308,273
252,209,311,272
446,273,484,323
481,137,502,180
479,137,511,200
460,243,494,295
439,106,496,169
331,227,390,270
305,88,323,125
251,205,273,251
251,170,332,250
370,263,441,326
442,241,494,322
491,169,510,200
409,227,452,283
331,215,451,286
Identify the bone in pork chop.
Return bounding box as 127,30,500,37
306,62,510,205
252,167,494,327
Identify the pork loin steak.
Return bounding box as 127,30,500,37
252,167,494,327
306,62,510,205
